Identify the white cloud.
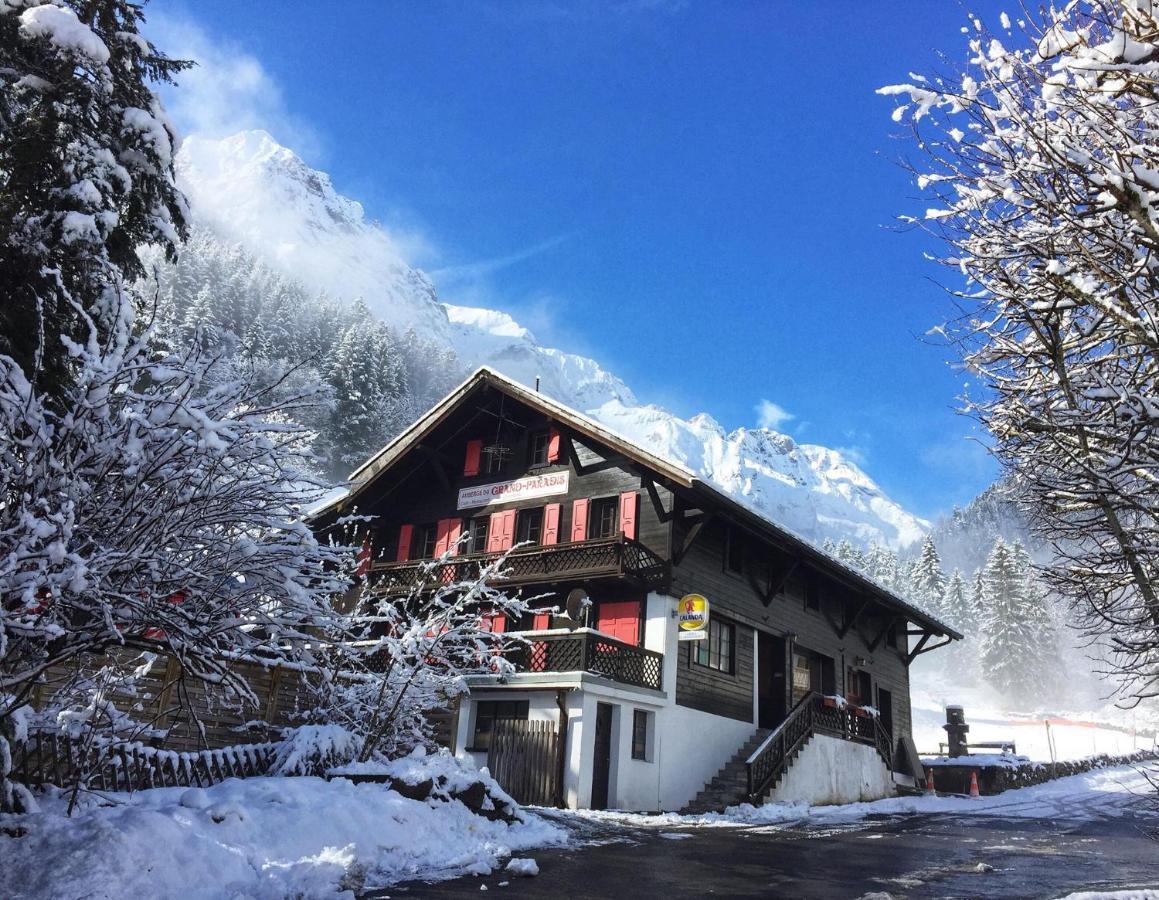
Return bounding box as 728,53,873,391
148,13,324,161
755,399,794,431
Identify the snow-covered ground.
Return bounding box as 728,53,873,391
910,670,1159,762
0,775,567,899
562,762,1155,831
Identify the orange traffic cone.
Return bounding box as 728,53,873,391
926,768,935,794
969,770,980,799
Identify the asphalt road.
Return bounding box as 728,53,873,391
376,801,1159,899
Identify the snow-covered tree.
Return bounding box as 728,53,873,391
910,536,947,618
139,229,463,480
0,287,356,809
977,539,1060,706
0,0,189,398
308,549,530,761
882,2,1159,705
942,569,969,630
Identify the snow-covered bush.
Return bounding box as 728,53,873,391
302,547,530,761
270,724,362,777
0,284,357,808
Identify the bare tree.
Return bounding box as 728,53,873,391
880,2,1159,704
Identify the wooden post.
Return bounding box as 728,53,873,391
554,689,569,809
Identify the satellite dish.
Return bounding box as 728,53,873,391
564,588,591,628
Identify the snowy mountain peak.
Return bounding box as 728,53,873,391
175,130,927,549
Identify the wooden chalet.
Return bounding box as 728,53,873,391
312,367,960,812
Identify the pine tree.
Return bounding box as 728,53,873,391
942,569,969,629
910,536,947,617
1,1,190,397
979,540,1041,705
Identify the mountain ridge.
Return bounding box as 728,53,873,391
175,129,930,549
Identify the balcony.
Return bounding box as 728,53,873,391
498,628,664,692
369,535,670,595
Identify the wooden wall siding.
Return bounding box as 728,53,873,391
670,519,913,739
675,618,755,722
27,653,457,755
362,397,674,573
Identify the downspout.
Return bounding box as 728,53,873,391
555,689,569,809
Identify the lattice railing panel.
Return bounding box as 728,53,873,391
370,536,669,595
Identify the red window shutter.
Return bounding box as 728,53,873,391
532,612,552,630
546,427,562,463
396,524,415,562
356,532,372,577
501,509,517,550
619,491,638,540
571,498,589,542
464,439,483,476
486,512,506,553
484,612,506,633
596,599,641,645
433,518,462,557
542,503,561,545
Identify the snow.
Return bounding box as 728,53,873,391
568,762,1153,831
19,4,110,65
504,857,539,877
0,774,567,898
1056,892,1159,900
176,131,931,551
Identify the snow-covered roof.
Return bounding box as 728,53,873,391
324,366,961,640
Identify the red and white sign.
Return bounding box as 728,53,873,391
457,471,570,510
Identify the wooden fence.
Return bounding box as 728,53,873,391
486,719,560,808
11,729,279,792
25,651,457,755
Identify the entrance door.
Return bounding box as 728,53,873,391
590,703,614,810
877,687,894,741
757,632,787,729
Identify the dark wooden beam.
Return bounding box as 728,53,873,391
672,514,711,566
909,634,951,662
417,444,452,491
748,556,800,608
867,615,901,653
904,631,933,665
642,476,676,523
840,594,871,639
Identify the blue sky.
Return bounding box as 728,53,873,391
157,0,1011,521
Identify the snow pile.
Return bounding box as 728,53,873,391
0,773,567,898
924,752,1029,769
505,857,539,877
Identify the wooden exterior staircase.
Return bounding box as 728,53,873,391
681,692,894,814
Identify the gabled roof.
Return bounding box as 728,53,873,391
321,366,961,640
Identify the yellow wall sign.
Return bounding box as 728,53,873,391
678,594,710,631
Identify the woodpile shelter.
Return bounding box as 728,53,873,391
313,367,960,812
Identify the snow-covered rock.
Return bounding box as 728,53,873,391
175,130,928,548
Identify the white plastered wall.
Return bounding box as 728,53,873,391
769,733,896,806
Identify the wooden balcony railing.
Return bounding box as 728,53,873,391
746,692,893,803
502,628,664,692
369,535,669,594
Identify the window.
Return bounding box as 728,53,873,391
470,700,529,751
516,507,543,545
483,447,507,475
631,709,652,761
466,517,489,554
591,497,619,538
791,652,813,706
726,527,745,574
418,524,438,559
692,619,735,673
529,431,550,467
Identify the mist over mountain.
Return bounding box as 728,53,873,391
172,129,932,549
